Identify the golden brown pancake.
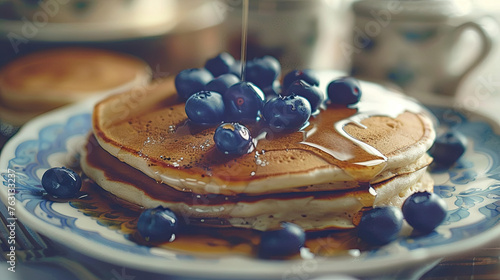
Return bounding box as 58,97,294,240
91,75,435,196
0,48,151,126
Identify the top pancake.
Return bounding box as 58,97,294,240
93,73,435,195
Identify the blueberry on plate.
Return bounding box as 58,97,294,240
185,91,225,125
429,130,467,167
223,82,265,123
262,95,312,133
204,52,236,77
402,191,448,234
41,167,82,198
258,222,306,258
137,206,178,243
357,206,403,246
205,73,240,94
213,123,254,155
327,77,362,105
175,68,213,100
284,80,326,113
283,69,320,90
245,56,281,89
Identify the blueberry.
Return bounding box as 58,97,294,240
175,68,213,99
205,73,240,94
245,56,281,89
284,80,326,113
41,167,82,198
327,77,362,105
283,69,320,90
204,52,236,77
261,79,282,97
429,130,467,167
213,123,253,155
258,222,305,258
229,60,242,78
357,206,403,246
185,91,225,125
137,206,178,243
223,82,265,123
402,191,447,233
262,95,312,133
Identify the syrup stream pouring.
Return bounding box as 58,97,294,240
240,0,249,82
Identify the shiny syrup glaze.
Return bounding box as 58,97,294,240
69,179,366,258
86,134,379,206
103,87,428,192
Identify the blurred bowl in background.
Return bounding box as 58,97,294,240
0,0,227,74
11,0,177,25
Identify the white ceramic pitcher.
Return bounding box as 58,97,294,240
349,0,498,96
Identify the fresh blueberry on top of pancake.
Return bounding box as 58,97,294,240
283,69,320,90
205,73,240,95
223,82,265,123
429,130,467,168
263,95,312,133
327,77,362,105
214,123,254,155
258,222,305,258
137,206,178,243
204,52,236,77
41,167,82,198
284,80,325,113
175,68,213,100
402,191,448,234
185,91,225,125
357,206,404,246
245,56,281,89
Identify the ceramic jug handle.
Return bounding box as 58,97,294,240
441,17,498,96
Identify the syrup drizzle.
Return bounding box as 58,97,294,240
240,0,249,81
334,82,427,164
299,77,427,174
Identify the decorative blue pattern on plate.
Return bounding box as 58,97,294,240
2,101,500,278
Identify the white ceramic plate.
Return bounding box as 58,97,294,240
2,95,500,279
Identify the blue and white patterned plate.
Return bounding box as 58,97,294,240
2,96,500,279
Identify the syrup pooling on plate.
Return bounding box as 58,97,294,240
70,179,364,257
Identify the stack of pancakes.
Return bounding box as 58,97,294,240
81,74,436,231
0,48,151,127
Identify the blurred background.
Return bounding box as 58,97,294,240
0,1,499,72
0,0,355,74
